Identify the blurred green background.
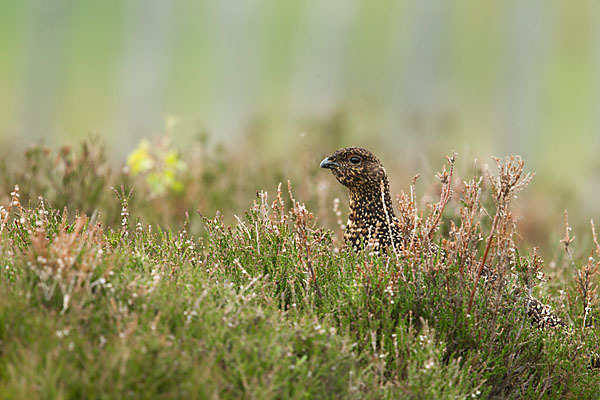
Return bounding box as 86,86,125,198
1,0,600,187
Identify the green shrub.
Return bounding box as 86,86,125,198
0,139,599,398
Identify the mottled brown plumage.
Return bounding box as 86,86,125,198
526,296,567,329
320,147,402,251
321,146,566,330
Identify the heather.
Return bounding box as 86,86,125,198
0,136,599,399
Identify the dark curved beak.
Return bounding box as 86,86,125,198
320,157,338,169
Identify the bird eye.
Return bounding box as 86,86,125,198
349,156,361,165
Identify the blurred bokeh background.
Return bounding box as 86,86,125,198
2,0,600,257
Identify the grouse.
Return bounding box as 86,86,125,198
320,147,402,251
321,146,566,329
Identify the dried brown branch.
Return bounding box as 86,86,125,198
427,153,456,241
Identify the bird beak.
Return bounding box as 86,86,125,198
320,157,338,169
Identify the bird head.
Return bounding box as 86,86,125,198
320,147,388,190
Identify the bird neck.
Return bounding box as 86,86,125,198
348,179,396,223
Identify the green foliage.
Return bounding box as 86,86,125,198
0,139,600,398
127,119,187,196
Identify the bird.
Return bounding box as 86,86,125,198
320,146,566,330
320,147,402,252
